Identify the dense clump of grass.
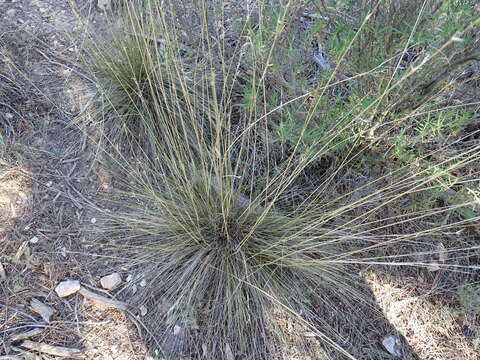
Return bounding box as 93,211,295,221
86,1,480,359
86,13,217,155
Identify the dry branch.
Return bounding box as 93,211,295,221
79,286,128,310
9,328,44,342
20,340,83,358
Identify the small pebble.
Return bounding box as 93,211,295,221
55,280,81,297
29,236,39,244
0,262,6,280
90,218,97,224
100,273,122,290
173,325,181,335
382,334,403,357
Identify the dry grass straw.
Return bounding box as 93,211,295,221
84,1,480,358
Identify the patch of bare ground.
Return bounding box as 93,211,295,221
364,265,480,359
1,1,146,359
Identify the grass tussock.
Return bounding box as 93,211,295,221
84,0,480,358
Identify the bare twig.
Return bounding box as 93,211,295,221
20,340,83,358
4,324,58,333
61,157,82,165
78,286,128,311
9,328,44,342
36,228,56,233
68,162,78,177
67,188,84,210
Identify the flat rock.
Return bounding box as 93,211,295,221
55,280,80,297
30,298,55,323
382,334,403,358
100,273,122,290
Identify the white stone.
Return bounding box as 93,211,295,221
0,262,6,280
173,325,181,335
382,335,403,357
55,280,80,297
100,273,122,290
29,236,39,244
90,217,97,224
30,298,55,323
139,279,146,287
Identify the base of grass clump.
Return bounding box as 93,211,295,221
98,168,402,359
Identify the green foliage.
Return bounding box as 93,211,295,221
458,284,480,316
260,0,480,163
